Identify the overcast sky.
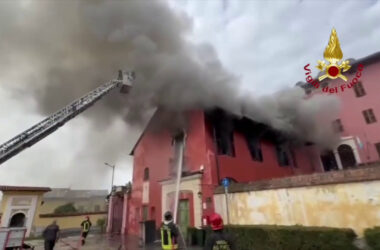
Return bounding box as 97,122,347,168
0,0,379,192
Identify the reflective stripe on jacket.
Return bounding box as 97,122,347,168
161,224,178,249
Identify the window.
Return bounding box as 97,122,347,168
332,119,344,132
170,132,186,175
143,168,149,181
375,143,380,158
290,149,298,168
94,205,100,212
214,128,235,157
363,109,376,124
245,135,263,161
142,206,149,221
354,82,366,97
275,145,289,166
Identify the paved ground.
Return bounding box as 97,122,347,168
25,234,202,250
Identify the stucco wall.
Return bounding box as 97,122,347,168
214,180,380,236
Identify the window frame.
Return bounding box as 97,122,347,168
354,82,366,97
363,109,377,124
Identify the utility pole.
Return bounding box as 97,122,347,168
105,162,115,191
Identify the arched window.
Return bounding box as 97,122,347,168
143,168,149,181
9,212,26,227
338,144,356,169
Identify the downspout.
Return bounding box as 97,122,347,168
212,126,221,185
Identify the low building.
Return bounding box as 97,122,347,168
0,185,51,237
0,186,108,237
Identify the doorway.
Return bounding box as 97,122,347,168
320,150,338,171
9,213,26,227
338,144,357,169
177,200,190,240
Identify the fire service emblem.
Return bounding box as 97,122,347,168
316,28,351,81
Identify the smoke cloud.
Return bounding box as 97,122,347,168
0,0,340,167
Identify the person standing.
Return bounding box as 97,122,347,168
204,213,236,250
80,215,92,246
42,220,60,250
161,211,185,250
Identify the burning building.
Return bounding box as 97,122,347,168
122,107,321,237
105,51,380,238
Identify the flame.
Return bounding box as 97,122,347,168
323,28,343,63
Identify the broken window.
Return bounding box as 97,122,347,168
354,82,366,97
214,127,235,157
275,144,289,167
245,135,263,161
332,119,344,132
363,109,376,124
170,132,186,176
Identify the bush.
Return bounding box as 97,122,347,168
364,226,380,250
188,225,358,250
53,203,77,214
96,218,106,233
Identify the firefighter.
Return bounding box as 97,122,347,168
80,215,92,246
160,211,180,250
204,213,236,250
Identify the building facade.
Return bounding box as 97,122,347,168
125,51,380,238
126,109,321,236
301,51,380,171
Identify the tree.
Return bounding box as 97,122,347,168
54,202,77,214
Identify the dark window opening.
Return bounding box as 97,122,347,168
143,167,149,181
320,150,338,171
290,149,298,168
276,145,289,167
245,135,263,161
354,82,366,97
332,119,344,132
214,127,235,157
363,109,376,124
375,143,380,159
170,132,186,176
337,144,357,169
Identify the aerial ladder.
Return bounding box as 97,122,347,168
0,70,135,165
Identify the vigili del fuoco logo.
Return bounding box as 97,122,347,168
304,28,364,94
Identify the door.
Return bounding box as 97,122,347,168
177,200,190,240
338,144,357,169
320,150,338,171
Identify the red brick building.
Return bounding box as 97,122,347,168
125,108,321,236
120,51,380,238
